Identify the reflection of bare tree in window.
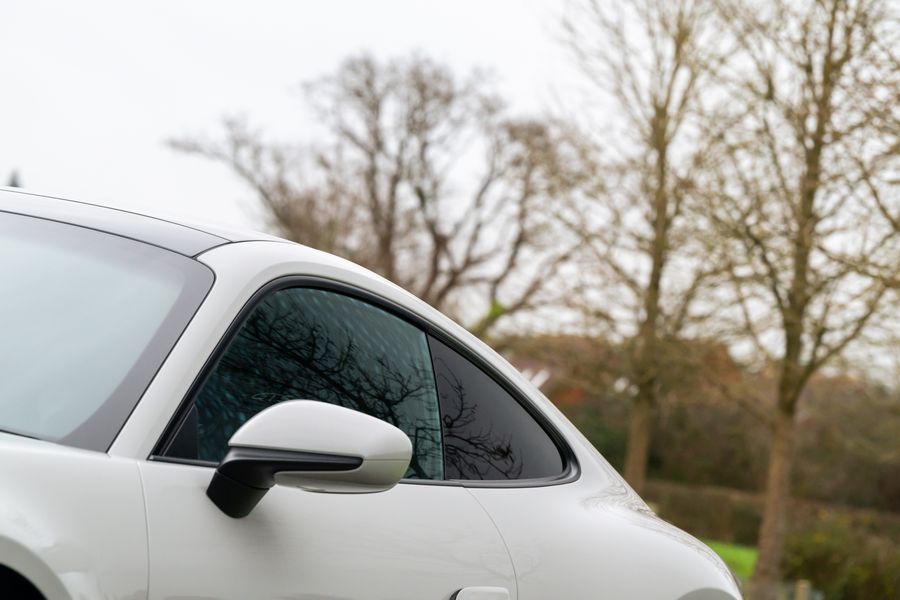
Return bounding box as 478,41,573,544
194,290,443,480
436,358,523,480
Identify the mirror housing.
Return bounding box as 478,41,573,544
206,400,412,518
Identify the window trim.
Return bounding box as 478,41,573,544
150,275,580,489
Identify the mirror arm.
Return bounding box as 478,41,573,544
207,447,362,518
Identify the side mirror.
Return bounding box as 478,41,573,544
206,400,412,518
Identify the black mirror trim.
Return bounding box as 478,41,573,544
207,447,362,518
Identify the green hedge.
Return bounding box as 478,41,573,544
644,482,900,599
783,512,900,599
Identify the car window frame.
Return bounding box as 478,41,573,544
150,275,580,489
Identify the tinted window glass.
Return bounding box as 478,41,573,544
175,287,443,480
429,337,563,480
0,212,213,451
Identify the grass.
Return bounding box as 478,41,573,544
704,539,758,581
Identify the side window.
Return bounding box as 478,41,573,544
166,287,443,480
429,337,564,481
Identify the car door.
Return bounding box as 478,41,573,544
138,282,517,600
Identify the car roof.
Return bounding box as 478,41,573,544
0,187,288,257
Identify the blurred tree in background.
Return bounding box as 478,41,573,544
562,0,730,497
171,55,593,337
705,0,900,595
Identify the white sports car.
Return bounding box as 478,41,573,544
0,188,741,600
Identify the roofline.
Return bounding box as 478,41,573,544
0,187,289,256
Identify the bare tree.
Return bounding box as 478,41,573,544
705,1,900,596
563,0,726,494
171,55,589,336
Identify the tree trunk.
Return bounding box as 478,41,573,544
622,124,668,497
750,409,796,600
623,392,654,494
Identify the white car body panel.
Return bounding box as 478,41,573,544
1,201,742,599
0,434,148,599
139,461,517,600
469,479,738,599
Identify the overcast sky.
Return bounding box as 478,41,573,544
0,0,582,231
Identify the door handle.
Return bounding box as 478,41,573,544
452,587,510,600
